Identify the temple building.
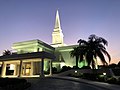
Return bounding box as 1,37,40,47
0,10,83,78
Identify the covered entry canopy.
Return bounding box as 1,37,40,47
0,51,56,78
0,51,56,61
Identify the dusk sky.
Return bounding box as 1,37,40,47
0,0,120,64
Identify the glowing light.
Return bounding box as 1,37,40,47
9,64,15,70
60,62,65,68
103,73,106,75
26,69,30,74
75,70,78,73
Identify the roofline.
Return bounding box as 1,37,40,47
0,51,56,61
12,39,55,50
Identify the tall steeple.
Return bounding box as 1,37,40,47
51,10,64,47
54,10,61,31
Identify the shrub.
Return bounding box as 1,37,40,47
97,75,106,82
81,66,91,69
81,73,98,81
116,77,120,85
52,67,58,74
73,66,79,69
0,78,31,90
106,77,117,84
60,66,71,72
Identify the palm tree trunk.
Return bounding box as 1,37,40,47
76,56,79,68
95,59,98,69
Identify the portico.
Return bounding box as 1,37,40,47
0,51,55,78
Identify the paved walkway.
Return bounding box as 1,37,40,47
27,78,103,90
51,76,120,90
26,76,120,90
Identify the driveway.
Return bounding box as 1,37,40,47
27,77,107,90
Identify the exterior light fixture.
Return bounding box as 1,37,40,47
103,73,106,75
75,70,78,73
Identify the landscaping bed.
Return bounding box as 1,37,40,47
0,78,31,90
68,73,120,85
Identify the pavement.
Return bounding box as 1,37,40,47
51,75,120,90
26,75,120,90
26,77,102,90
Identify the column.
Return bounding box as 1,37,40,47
39,58,44,78
36,62,40,75
13,63,17,76
1,62,6,77
49,60,52,76
30,62,34,76
0,62,3,77
24,64,26,75
18,60,22,77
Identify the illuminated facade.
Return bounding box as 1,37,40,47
0,10,84,77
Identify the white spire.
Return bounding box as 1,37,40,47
54,10,61,31
52,10,64,47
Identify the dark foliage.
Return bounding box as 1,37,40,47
0,78,31,90
106,77,117,84
81,66,91,69
82,73,98,81
60,66,71,72
2,50,12,56
117,61,120,68
52,67,58,74
108,63,117,68
77,34,111,69
73,66,80,69
70,34,111,69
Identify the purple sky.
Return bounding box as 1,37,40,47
0,0,120,64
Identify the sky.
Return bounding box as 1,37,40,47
0,0,120,64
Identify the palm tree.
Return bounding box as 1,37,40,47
70,47,80,68
70,46,87,68
3,50,12,56
78,34,111,69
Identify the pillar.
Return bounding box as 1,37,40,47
13,63,17,76
0,62,3,77
40,58,44,78
30,62,34,76
18,60,22,77
1,62,6,77
23,64,26,75
49,60,52,76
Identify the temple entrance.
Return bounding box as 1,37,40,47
22,62,31,76
0,61,20,77
0,52,54,78
6,64,14,75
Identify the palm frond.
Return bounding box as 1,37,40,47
99,37,108,46
96,50,108,65
78,39,88,45
101,49,111,63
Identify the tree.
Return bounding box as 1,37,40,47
3,50,12,56
70,45,87,68
77,34,111,69
70,47,80,68
109,63,117,68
